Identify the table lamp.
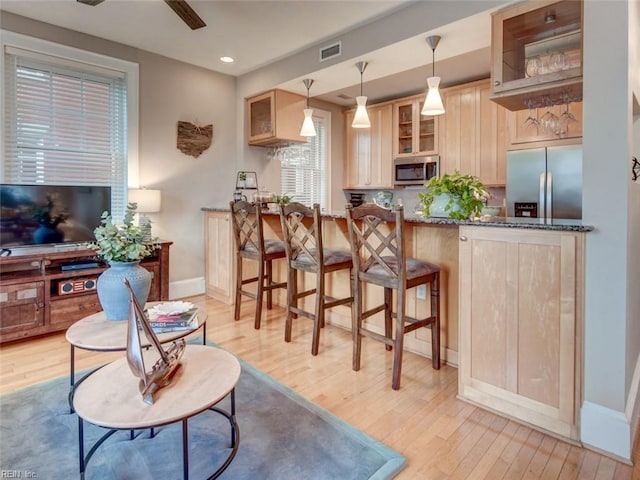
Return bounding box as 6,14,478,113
128,188,161,234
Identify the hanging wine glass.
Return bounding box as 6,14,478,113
522,99,539,128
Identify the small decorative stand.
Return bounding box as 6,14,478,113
234,171,259,203
124,278,185,405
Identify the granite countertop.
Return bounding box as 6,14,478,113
202,206,594,232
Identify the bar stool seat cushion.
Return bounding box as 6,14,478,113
294,248,352,267
244,239,286,255
365,257,440,281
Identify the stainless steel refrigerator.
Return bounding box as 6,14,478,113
506,145,582,220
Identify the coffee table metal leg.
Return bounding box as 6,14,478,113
78,416,85,480
69,344,76,414
182,419,189,480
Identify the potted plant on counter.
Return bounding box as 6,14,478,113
91,202,158,320
418,171,489,220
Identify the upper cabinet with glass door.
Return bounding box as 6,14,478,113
393,95,438,157
490,0,583,111
246,89,307,146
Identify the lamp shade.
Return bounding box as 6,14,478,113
421,77,445,116
352,96,371,128
300,108,316,136
128,188,161,213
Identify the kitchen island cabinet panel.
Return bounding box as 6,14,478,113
204,211,234,304
459,226,582,441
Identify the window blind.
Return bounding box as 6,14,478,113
280,116,326,210
3,48,127,218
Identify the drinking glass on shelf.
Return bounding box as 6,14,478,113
525,56,540,78
549,51,566,72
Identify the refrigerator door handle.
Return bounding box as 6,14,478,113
539,173,546,218
546,172,553,220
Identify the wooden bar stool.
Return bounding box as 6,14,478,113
345,203,441,390
230,200,287,329
279,202,353,356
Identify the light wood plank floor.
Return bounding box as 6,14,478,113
1,295,638,480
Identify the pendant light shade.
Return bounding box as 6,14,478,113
352,61,371,128
421,35,445,116
300,79,316,137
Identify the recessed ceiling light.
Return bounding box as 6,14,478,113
220,56,235,63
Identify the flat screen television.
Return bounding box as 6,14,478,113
0,184,111,250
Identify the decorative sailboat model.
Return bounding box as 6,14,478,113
124,278,186,405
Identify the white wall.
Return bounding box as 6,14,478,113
581,0,639,460
136,51,235,298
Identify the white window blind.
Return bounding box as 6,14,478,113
3,47,127,218
279,115,327,210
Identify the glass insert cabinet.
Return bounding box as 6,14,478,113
490,0,583,111
393,96,438,157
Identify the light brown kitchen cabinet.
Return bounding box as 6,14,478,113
393,95,438,157
507,100,583,148
204,211,234,304
438,79,507,186
246,89,307,146
344,103,393,189
490,0,583,111
458,226,583,441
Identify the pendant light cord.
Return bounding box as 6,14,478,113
432,48,435,77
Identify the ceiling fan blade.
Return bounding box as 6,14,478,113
76,0,105,5
164,0,206,30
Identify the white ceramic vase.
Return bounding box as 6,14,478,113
97,261,152,320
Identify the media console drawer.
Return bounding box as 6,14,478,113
50,293,102,325
0,281,45,332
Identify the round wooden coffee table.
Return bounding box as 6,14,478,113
72,345,241,479
65,302,208,388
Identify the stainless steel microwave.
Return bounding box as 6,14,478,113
393,156,439,186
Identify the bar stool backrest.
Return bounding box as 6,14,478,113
230,200,265,257
279,202,324,270
346,203,406,289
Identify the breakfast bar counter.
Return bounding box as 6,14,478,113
202,206,594,232
203,205,589,442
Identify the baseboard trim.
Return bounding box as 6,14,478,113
626,352,640,464
170,276,205,300
581,400,631,461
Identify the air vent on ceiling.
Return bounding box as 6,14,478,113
337,93,352,100
319,41,342,62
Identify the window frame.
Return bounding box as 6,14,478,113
0,30,139,208
279,108,332,211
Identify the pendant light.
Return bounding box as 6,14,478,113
421,35,445,116
351,61,371,128
300,78,316,137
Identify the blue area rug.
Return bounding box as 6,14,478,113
0,346,405,479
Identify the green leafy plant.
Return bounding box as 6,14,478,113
272,193,294,205
418,171,489,220
31,194,69,228
91,202,158,262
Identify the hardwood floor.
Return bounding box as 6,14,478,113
1,295,638,479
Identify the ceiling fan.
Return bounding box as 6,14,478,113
76,0,206,30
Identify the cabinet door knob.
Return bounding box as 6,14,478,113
493,80,500,86
460,236,468,242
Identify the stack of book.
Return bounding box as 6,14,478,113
147,305,199,334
